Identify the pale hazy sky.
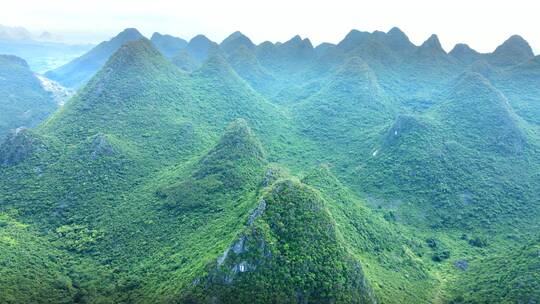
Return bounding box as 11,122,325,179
1,0,539,53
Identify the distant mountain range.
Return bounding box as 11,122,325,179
0,25,35,41
0,25,94,72
0,26,538,303
44,27,538,92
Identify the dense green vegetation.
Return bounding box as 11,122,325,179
0,55,57,139
183,179,377,303
0,27,539,303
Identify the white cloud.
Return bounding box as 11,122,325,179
1,0,538,53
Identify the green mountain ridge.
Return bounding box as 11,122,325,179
356,72,539,230
294,56,394,147
0,54,57,139
435,72,526,154
185,34,220,63
226,45,276,95
220,31,255,55
449,44,483,64
45,28,145,88
184,179,377,303
489,35,535,66
150,32,188,58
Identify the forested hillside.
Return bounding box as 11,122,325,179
1,27,538,303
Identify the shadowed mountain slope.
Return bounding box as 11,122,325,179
150,32,187,58
0,55,57,139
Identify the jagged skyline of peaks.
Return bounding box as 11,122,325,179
1,0,539,52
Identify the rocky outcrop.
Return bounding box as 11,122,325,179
184,180,377,303
35,74,73,106
216,198,269,270
0,128,45,166
382,114,428,148
89,133,116,159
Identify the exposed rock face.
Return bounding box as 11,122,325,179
383,114,427,147
454,259,469,271
184,180,377,303
247,199,266,225
35,74,73,106
0,128,44,166
217,199,267,267
261,166,287,187
90,134,116,159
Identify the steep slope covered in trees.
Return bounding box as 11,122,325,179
0,55,57,139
